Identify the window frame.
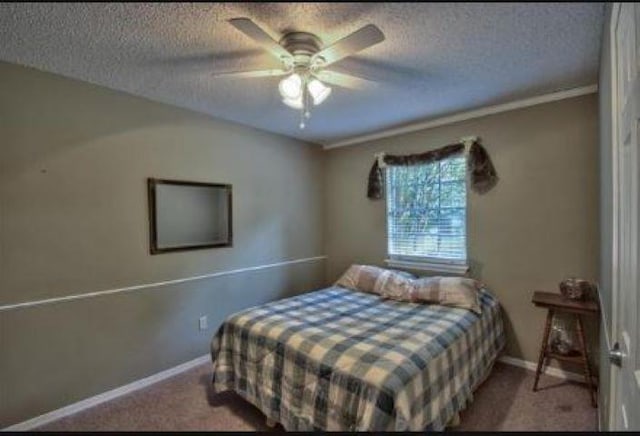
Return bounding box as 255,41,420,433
383,156,470,275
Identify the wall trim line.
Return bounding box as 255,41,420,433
323,84,598,150
2,354,211,431
0,255,327,312
498,355,590,384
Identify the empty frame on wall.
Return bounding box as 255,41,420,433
147,178,232,254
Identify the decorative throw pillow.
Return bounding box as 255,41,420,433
378,272,415,300
388,269,417,280
335,264,414,297
336,266,483,314
412,276,483,314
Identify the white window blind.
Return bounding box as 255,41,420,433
385,156,467,263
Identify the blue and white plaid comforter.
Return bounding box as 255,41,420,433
211,286,505,431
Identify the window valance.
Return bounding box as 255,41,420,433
366,138,498,199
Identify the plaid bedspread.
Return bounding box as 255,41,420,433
210,286,505,431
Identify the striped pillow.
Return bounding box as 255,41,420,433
335,264,413,297
336,266,483,314
411,276,483,314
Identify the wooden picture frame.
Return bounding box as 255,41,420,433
147,178,233,254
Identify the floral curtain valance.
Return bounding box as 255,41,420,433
366,138,498,200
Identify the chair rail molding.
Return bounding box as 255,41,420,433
0,255,327,312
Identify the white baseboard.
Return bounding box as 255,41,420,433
498,355,592,384
3,352,590,431
2,354,211,431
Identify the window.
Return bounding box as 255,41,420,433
385,156,467,272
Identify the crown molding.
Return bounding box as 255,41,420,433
323,84,598,150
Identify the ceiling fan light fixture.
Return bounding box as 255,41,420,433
225,18,385,129
307,79,331,105
278,73,302,100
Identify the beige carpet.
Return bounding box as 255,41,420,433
37,362,597,432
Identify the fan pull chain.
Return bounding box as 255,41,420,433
299,75,311,129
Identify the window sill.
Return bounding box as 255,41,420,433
384,258,469,275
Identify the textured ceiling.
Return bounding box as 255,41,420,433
0,3,604,145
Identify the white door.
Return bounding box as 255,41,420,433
611,2,640,431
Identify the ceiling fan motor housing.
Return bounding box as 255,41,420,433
279,32,323,69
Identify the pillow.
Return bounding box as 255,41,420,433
336,266,483,314
335,264,414,297
411,276,483,314
387,269,417,280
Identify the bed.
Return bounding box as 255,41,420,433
210,285,505,431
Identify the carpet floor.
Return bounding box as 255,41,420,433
37,362,597,432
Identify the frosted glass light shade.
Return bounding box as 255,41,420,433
278,73,302,100
282,96,303,109
307,79,331,105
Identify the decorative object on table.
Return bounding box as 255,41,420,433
531,290,599,407
558,277,594,301
548,319,573,355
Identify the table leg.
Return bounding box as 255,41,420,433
575,314,597,407
533,309,554,391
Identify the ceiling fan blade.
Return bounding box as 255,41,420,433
315,70,379,90
229,18,292,62
312,24,385,67
211,68,289,78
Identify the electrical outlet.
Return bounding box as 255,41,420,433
199,315,208,331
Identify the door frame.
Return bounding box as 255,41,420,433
608,2,621,431
608,1,640,430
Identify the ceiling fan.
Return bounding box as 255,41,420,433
214,18,385,129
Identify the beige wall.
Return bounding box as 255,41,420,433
324,94,599,367
0,62,326,426
0,59,601,428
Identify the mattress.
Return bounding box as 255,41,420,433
210,285,505,431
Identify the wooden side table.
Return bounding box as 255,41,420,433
531,290,599,407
